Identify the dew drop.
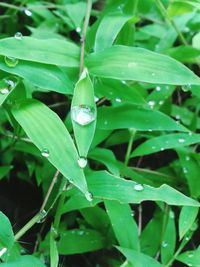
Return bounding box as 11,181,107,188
24,8,32,16
78,157,87,168
162,241,168,248
6,79,16,89
41,149,50,158
37,210,47,223
156,86,161,91
183,167,188,174
122,80,126,84
188,132,193,136
175,115,181,120
148,100,155,109
71,105,96,126
185,156,190,161
94,96,99,102
76,27,81,33
4,56,19,67
159,100,164,105
160,147,164,151
115,97,122,103
78,230,85,235
134,184,144,192
14,32,23,40
85,191,93,202
182,84,191,92
188,252,194,258
151,72,155,76
169,211,175,219
178,138,185,143
185,236,190,241
0,88,9,95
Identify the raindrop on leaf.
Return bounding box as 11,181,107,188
71,105,96,126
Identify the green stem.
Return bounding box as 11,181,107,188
124,130,136,166
155,0,188,46
14,213,41,241
79,0,92,75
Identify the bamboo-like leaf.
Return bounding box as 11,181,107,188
0,256,46,267
85,45,200,85
12,99,88,194
71,70,96,157
0,37,79,67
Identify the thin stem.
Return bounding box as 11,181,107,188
79,0,92,75
165,238,187,267
155,0,188,46
40,170,60,212
124,130,136,166
138,204,142,235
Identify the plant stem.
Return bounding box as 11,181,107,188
155,0,188,46
124,130,136,166
79,0,92,75
165,238,187,267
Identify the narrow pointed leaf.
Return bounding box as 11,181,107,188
0,37,79,67
87,171,199,206
0,256,46,267
97,105,187,131
71,70,96,157
86,45,200,85
12,99,88,194
131,133,200,157
0,212,14,250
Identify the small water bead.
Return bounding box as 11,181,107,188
182,84,191,92
71,105,96,126
78,157,87,168
24,8,32,16
188,252,194,258
94,96,99,102
4,56,19,67
41,149,50,158
156,86,161,91
185,236,190,241
178,138,185,143
148,100,155,109
85,191,93,202
115,97,122,103
14,32,23,40
0,88,9,95
122,80,126,84
151,72,155,76
160,147,164,151
6,79,16,89
175,115,181,120
78,230,85,236
183,167,188,174
162,241,168,248
134,184,144,192
185,156,190,161
0,248,7,257
37,209,47,223
159,100,164,105
76,27,81,33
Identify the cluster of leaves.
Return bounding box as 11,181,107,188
0,0,200,266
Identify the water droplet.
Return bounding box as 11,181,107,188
4,56,19,67
76,27,81,33
0,248,7,257
185,236,190,241
178,138,185,143
175,115,181,120
169,211,175,219
162,241,168,248
159,100,164,105
104,120,108,125
6,79,16,89
85,192,93,202
148,100,155,109
115,97,122,103
24,8,32,16
78,157,87,168
131,211,135,217
41,149,50,158
94,96,99,102
152,146,156,150
78,230,85,235
71,105,96,126
122,80,126,84
0,88,9,95
14,32,23,40
185,156,190,161
188,132,193,136
182,84,191,92
188,263,193,267
148,129,153,132
156,86,161,91
134,184,144,191
151,72,155,76
188,252,194,258
160,147,164,151
37,210,47,223
183,167,188,174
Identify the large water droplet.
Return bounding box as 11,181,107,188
85,192,93,202
24,8,32,16
162,241,168,248
6,79,16,89
41,149,50,158
78,157,87,168
178,138,185,143
4,56,19,67
0,88,9,95
76,27,81,33
134,184,144,192
14,32,23,40
71,105,96,126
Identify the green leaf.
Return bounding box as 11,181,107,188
97,104,187,131
12,99,88,194
131,133,200,157
87,171,199,206
0,212,14,250
0,256,46,267
71,70,96,157
57,229,106,255
0,37,79,67
116,246,163,267
105,201,139,251
95,12,131,52
0,166,12,180
85,45,200,85
177,246,200,266
0,57,73,94
50,226,59,267
89,148,120,176
179,206,199,240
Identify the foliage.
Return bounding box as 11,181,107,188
0,0,200,266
